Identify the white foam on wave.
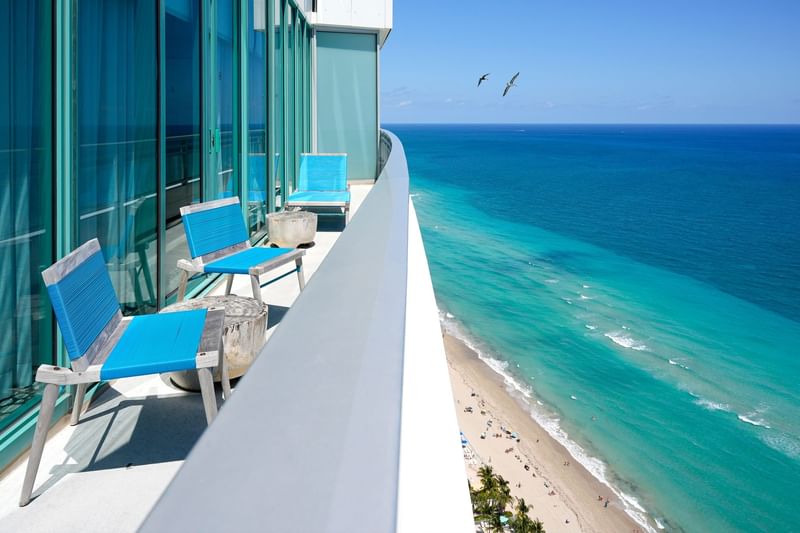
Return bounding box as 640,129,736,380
655,518,665,530
738,414,771,429
445,312,454,319
582,284,591,289
441,316,533,399
584,324,597,331
561,297,573,305
440,313,657,532
524,397,656,532
761,433,800,460
579,293,593,300
605,332,648,351
543,278,559,284
694,397,730,412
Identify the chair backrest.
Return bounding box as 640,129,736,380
180,197,249,258
298,153,347,192
42,239,121,362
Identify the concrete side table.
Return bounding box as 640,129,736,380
268,210,317,248
161,295,268,391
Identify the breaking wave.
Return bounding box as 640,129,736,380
605,332,649,351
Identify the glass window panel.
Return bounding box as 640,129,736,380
286,7,295,192
0,1,54,430
75,0,158,315
164,0,202,300
274,0,284,208
316,32,378,180
211,0,237,201
248,0,268,236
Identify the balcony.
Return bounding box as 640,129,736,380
0,131,473,532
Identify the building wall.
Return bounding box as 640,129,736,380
313,0,392,44
316,31,378,181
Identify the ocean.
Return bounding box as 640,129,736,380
391,124,800,532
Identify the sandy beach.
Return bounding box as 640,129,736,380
445,332,647,533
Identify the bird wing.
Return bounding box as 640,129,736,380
510,72,520,84
503,85,510,97
477,73,490,87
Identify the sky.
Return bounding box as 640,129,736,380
379,0,800,124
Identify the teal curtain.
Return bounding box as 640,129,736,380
75,0,158,315
316,32,378,181
0,1,53,417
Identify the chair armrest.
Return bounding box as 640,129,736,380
36,364,101,385
178,258,203,274
248,249,306,276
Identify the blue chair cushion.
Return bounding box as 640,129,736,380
204,247,297,275
286,191,351,205
100,310,207,380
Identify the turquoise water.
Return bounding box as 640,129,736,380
394,125,800,532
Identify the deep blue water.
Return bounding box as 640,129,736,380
392,124,800,532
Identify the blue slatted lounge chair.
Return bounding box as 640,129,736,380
176,197,305,305
285,153,351,225
19,238,228,506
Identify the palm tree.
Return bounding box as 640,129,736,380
471,466,515,532
478,465,497,491
508,497,546,533
495,475,512,507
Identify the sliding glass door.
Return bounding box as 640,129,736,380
247,0,269,237
205,0,238,202
0,0,54,431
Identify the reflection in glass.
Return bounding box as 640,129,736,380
287,7,295,194
0,1,54,430
211,0,237,200
274,0,284,209
75,0,158,315
165,0,202,299
248,0,268,237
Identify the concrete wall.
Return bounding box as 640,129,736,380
312,0,392,45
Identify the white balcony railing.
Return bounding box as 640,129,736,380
140,131,473,532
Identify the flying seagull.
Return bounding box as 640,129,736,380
503,72,520,97
477,73,490,87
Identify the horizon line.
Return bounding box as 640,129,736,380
380,121,800,127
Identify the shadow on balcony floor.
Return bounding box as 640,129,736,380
0,378,220,532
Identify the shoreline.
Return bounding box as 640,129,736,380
444,331,654,533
